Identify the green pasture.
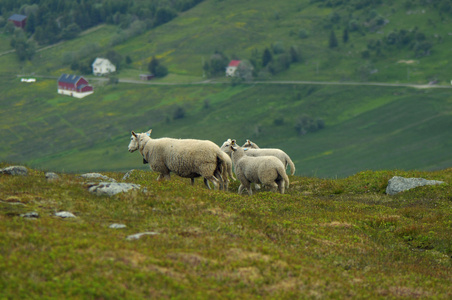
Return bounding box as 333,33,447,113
1,0,452,177
1,72,451,178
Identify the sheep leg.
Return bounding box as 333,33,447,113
157,173,170,181
205,176,220,190
238,183,252,195
203,178,211,190
277,180,285,194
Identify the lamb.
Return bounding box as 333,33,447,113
221,139,296,175
128,129,227,190
228,141,289,195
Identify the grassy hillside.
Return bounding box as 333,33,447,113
1,165,451,298
1,0,452,177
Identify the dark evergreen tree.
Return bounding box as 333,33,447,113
329,30,338,48
342,28,349,43
262,48,273,67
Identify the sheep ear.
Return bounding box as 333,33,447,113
131,131,138,138
146,129,152,137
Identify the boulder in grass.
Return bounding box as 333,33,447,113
386,176,445,195
88,182,141,196
0,166,28,176
79,173,116,182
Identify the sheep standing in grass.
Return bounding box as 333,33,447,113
128,129,227,190
229,142,289,195
221,139,296,175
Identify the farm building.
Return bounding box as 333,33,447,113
57,74,93,98
8,14,27,28
226,60,241,77
139,74,155,80
92,58,116,76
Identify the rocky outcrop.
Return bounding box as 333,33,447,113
386,176,445,195
0,166,28,176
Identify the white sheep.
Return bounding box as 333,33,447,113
229,142,289,195
221,139,296,175
128,129,227,190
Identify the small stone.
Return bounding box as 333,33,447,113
126,232,159,240
20,212,39,218
122,169,135,181
79,173,116,182
88,182,141,196
55,211,76,218
45,172,60,180
109,223,127,229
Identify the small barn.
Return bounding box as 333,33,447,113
226,60,241,77
8,14,27,28
57,74,93,98
139,74,155,80
92,58,116,76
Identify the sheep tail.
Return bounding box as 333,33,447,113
287,156,296,175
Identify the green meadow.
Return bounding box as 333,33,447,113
1,0,452,177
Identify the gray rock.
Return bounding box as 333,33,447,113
109,223,127,229
126,232,159,240
55,211,77,218
20,212,39,218
79,173,116,182
88,182,141,196
386,176,445,195
0,166,28,176
45,172,60,180
122,169,135,181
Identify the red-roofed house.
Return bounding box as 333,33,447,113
226,60,241,77
57,74,94,98
8,14,27,28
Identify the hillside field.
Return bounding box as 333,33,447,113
1,0,452,177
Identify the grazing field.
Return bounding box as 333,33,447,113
1,0,452,177
0,164,451,298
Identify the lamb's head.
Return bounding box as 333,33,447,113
220,138,234,155
229,141,245,162
128,130,152,153
242,139,259,149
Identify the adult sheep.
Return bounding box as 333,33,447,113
128,129,227,190
228,141,289,195
221,139,296,175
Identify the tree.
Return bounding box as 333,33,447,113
329,30,338,48
290,45,300,63
262,48,273,67
342,28,349,43
148,56,159,74
206,51,229,77
148,56,168,77
61,23,81,40
235,60,253,82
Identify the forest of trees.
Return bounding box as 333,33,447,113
0,0,204,60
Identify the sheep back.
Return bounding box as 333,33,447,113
144,138,223,178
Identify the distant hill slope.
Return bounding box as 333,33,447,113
0,0,451,177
